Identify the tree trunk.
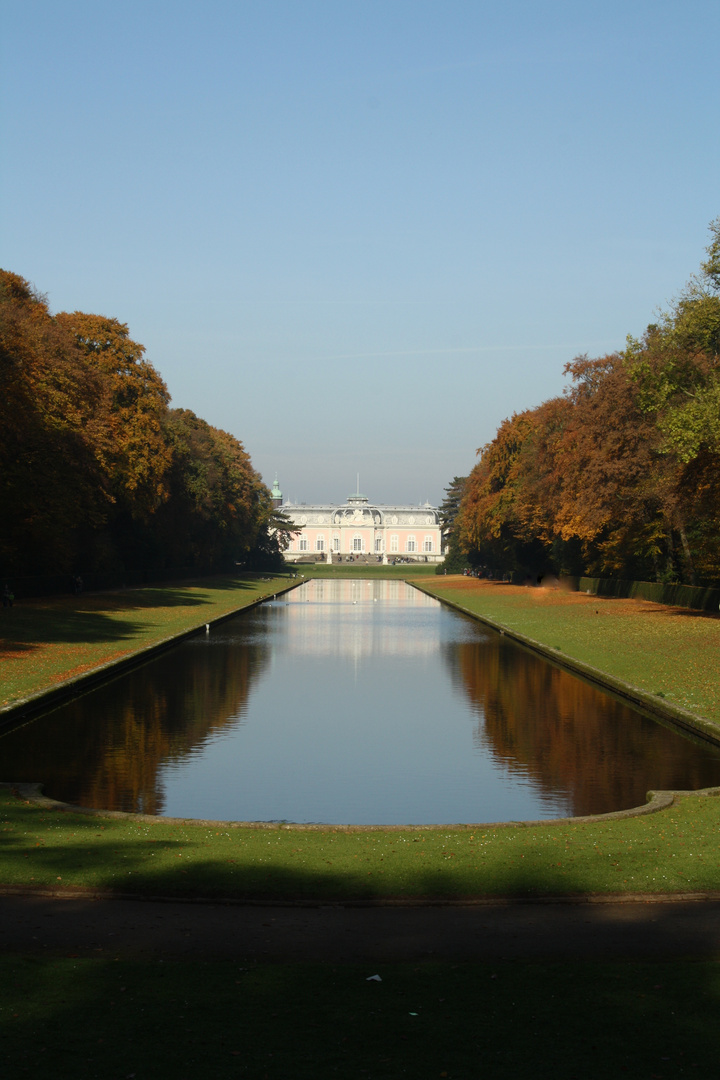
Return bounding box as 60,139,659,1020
678,524,697,586
666,529,677,581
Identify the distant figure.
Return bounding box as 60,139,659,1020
2,584,13,608
73,575,83,595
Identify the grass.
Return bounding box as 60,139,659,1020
4,573,720,1077
2,570,720,903
290,562,439,578
418,577,720,726
3,786,720,900
4,955,720,1079
2,570,720,905
0,573,294,709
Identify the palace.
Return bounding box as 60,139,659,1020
271,478,444,564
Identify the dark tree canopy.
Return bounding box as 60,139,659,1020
0,271,276,581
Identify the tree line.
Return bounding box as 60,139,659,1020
0,270,284,582
444,218,720,586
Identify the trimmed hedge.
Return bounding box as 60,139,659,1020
578,577,720,612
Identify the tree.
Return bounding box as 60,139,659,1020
55,312,172,517
449,217,720,586
437,476,468,571
456,410,555,575
154,409,268,570
557,353,670,579
0,272,108,573
0,272,271,580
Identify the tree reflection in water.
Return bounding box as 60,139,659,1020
447,636,720,816
4,580,720,823
1,638,269,813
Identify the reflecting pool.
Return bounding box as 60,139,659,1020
3,579,720,824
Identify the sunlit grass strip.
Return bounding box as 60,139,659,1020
416,578,720,727
291,563,438,577
3,786,720,900
0,574,293,710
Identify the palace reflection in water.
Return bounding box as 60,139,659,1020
2,579,720,824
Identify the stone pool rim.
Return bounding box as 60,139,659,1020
3,575,720,830
411,580,720,748
0,578,304,732
4,780,720,833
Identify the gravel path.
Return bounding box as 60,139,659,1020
4,890,720,961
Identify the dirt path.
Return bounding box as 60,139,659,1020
4,891,720,961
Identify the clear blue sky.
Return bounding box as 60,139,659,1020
2,0,718,506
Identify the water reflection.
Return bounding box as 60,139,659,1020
447,638,720,817
283,578,440,657
1,636,269,814
2,579,720,823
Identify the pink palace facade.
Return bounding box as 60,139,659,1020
272,480,444,564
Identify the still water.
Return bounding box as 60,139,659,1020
3,579,720,825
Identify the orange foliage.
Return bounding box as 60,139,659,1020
55,311,172,515
1,271,272,576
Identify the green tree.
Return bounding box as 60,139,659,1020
437,476,468,571
155,409,268,570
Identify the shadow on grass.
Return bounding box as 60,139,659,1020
0,577,264,656
4,793,720,1076
3,952,719,1080
656,605,720,622
3,789,720,904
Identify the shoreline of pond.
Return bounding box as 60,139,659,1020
3,572,720,835
0,574,302,730
3,568,720,903
414,577,720,747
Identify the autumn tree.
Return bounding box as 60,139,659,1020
55,312,172,518
1,273,275,582
457,409,558,575
0,272,108,574
451,217,720,586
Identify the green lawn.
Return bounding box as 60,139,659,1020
0,573,295,710
4,573,720,1078
3,785,720,900
418,577,720,728
4,955,719,1079
290,562,438,578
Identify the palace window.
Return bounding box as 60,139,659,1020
406,536,416,553
375,537,382,552
423,536,433,552
353,534,363,552
299,537,308,551
333,534,340,551
316,536,325,551
390,534,399,552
